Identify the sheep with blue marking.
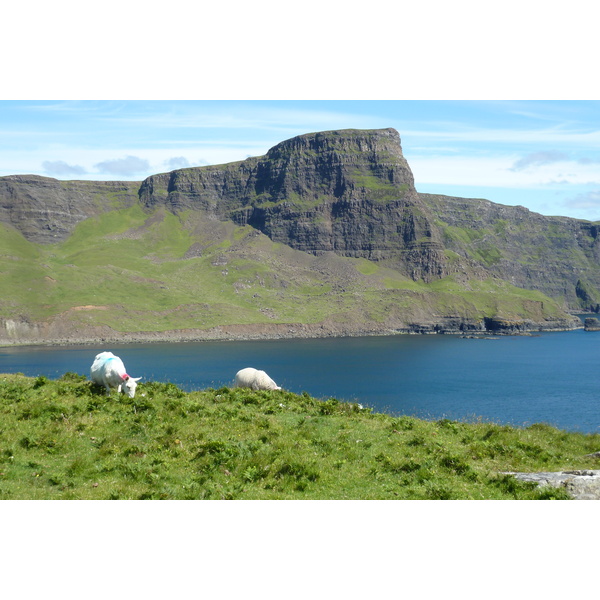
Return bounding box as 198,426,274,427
90,351,141,397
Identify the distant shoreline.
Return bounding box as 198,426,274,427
0,317,585,348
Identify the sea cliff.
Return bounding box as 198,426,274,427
0,128,591,345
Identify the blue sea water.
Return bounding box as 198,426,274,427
1,329,599,433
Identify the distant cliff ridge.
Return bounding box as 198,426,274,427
139,129,449,281
421,193,600,310
0,128,596,344
0,175,139,244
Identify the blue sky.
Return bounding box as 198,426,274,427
1,100,600,221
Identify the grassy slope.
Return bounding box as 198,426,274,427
1,373,599,500
0,205,572,335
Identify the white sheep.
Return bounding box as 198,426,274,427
90,351,142,398
234,367,282,391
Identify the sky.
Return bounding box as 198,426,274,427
1,99,599,221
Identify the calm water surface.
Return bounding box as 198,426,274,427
1,330,599,433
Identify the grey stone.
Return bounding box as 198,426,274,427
503,470,600,499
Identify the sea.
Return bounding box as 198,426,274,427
1,326,599,434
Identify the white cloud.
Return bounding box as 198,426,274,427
42,160,86,176
510,151,569,171
94,155,150,176
401,126,600,149
165,156,190,170
564,190,600,211
409,154,600,190
0,144,271,181
577,157,600,165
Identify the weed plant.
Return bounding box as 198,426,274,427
1,373,599,500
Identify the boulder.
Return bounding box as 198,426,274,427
504,470,600,499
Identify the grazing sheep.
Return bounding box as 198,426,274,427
234,367,281,391
90,351,141,398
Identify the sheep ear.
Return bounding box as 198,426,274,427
132,377,142,382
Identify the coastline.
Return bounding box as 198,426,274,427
0,315,584,348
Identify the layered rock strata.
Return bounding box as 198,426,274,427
138,129,450,281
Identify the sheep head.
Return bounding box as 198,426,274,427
121,375,142,398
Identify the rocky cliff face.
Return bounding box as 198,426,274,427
0,175,139,244
243,129,447,280
422,193,600,310
139,129,450,281
138,158,260,218
2,128,600,319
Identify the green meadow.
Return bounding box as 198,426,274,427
1,373,599,500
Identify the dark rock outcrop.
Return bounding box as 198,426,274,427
584,317,600,331
139,129,450,281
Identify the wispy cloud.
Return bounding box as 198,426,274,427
94,155,150,176
564,190,600,211
410,153,600,190
165,156,190,170
95,104,382,133
42,160,87,176
510,151,569,171
402,126,600,149
22,101,381,138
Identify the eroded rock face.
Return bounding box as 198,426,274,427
138,158,260,217
421,193,600,310
139,128,450,281
584,317,600,331
0,175,139,244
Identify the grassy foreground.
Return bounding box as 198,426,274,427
1,373,599,500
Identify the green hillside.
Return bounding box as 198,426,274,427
0,204,572,340
2,373,599,499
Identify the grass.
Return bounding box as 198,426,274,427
426,276,566,320
349,169,402,202
1,373,599,500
